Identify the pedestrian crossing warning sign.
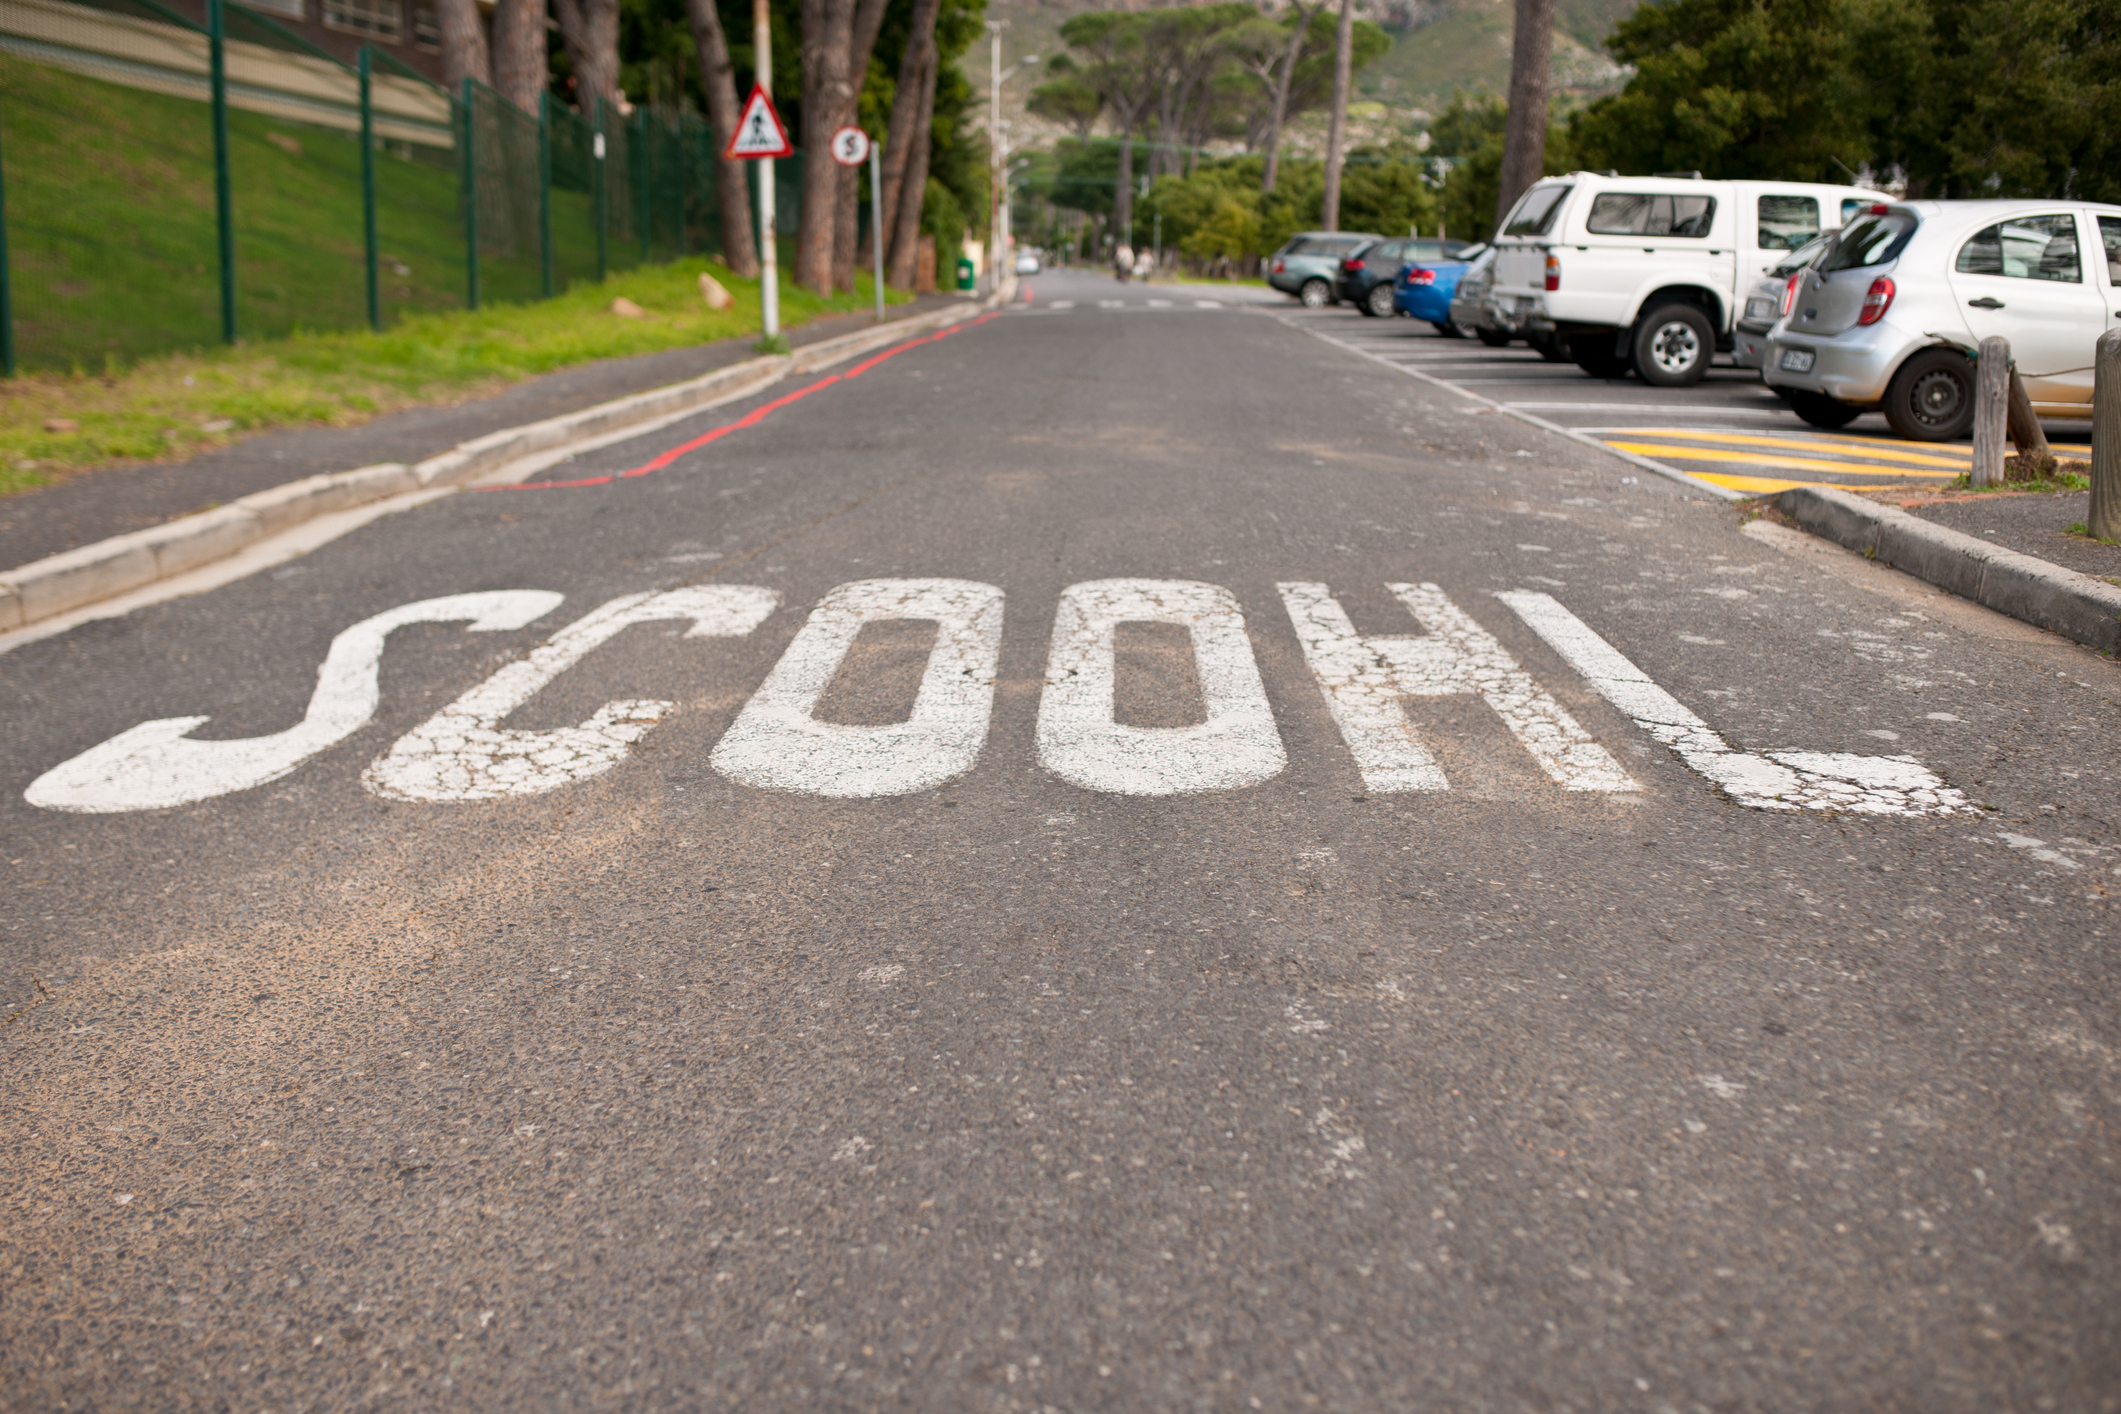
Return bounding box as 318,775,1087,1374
726,85,793,159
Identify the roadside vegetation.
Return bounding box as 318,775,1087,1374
0,257,905,498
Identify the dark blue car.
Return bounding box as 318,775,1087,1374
1393,242,1487,335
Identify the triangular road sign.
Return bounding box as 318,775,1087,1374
726,84,794,160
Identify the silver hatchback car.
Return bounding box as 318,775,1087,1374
1763,199,2121,438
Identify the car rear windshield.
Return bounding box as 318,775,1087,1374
1586,193,1717,238
1770,232,1833,277
1501,185,1571,237
1820,212,1917,271
1285,236,1368,257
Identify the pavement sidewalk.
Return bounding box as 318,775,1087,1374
0,294,965,572
1895,489,2121,583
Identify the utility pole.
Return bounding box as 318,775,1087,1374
755,0,779,340
1319,0,1353,232
988,20,1002,294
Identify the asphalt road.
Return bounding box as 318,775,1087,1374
4,266,2117,1412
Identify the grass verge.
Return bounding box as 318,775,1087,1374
0,258,909,500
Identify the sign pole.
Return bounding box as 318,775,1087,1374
752,0,778,343
870,138,884,323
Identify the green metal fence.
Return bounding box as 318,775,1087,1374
0,0,801,375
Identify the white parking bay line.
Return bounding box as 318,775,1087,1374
1496,591,1974,817
1502,402,1798,418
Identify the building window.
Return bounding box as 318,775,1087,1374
322,0,403,41
244,0,306,18
410,0,439,50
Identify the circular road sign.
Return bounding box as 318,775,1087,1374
830,126,872,167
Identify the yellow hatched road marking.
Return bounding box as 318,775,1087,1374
1603,442,1960,480
1687,472,1819,493
1609,429,1969,469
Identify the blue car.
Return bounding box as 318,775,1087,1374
1393,242,1487,335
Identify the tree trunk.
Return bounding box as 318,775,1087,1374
685,0,758,276
830,0,890,291
552,0,623,110
886,45,937,288
437,0,491,91
1259,8,1308,194
880,0,941,281
796,0,858,295
491,0,546,115
1495,0,1553,228
1320,0,1354,231
1114,119,1135,247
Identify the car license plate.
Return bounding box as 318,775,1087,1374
1779,348,1815,373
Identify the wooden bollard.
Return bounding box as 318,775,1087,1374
1971,336,2010,488
2006,368,2051,473
2092,329,2121,541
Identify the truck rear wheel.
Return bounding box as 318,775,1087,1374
1477,327,1513,347
1633,303,1714,386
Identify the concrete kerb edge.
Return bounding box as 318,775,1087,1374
1775,484,2121,652
0,296,1000,630
1277,317,1745,504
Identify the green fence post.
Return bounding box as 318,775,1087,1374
635,107,650,262
593,98,608,282
359,46,379,331
209,0,236,343
0,101,14,379
461,78,479,310
538,92,554,298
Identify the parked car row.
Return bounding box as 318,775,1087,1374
1268,174,2121,442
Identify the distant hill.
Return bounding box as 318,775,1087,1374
980,0,1639,125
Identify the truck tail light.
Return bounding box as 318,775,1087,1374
1858,276,1895,325
1544,253,1561,291
1404,267,1436,286
1781,271,1802,318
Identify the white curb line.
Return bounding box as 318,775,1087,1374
0,293,1002,640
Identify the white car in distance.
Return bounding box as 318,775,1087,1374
1763,200,2121,438
1487,172,1890,384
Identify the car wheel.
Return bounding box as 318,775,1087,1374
1784,390,1864,429
1477,327,1513,347
1435,320,1468,339
1633,303,1714,387
1568,334,1634,380
1883,348,1977,441
1365,283,1396,318
1530,333,1569,363
1300,278,1331,309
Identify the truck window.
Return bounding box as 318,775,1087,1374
1502,185,1571,237
2101,217,2121,282
1820,211,1917,271
1585,193,1717,238
1956,216,2080,283
1757,195,1820,249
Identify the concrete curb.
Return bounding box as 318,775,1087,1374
0,296,999,632
1775,485,2121,652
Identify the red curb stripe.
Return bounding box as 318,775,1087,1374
473,312,998,493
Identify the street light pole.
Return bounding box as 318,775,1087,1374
989,21,1002,294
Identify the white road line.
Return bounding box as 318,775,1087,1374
1037,579,1285,796
1097,299,1125,308
1503,402,1794,416
26,592,564,812
1194,300,1223,308
366,586,780,802
1495,591,1974,816
1050,300,1076,309
1278,581,1634,793
712,579,1004,798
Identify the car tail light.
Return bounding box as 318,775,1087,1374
1343,258,1365,272
1272,258,1285,273
1404,267,1436,286
1858,275,1895,325
1780,271,1802,318
1867,203,1889,215
1544,253,1561,291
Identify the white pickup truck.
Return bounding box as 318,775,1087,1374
1488,173,1891,385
